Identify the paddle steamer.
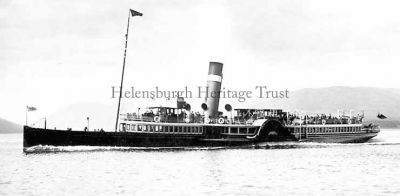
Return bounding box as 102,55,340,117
23,61,380,148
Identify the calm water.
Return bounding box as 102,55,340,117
1,130,400,196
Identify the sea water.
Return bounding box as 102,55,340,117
0,129,399,195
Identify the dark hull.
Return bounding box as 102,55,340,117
299,132,379,143
23,126,253,148
23,126,379,149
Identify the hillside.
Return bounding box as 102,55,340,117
250,87,400,128
41,87,400,130
0,118,23,133
45,102,116,131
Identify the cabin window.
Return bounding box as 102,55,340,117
231,127,237,134
239,128,247,134
248,128,255,134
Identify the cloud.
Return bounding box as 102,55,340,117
1,0,400,123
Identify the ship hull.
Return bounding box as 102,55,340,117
23,126,253,149
23,125,379,149
298,132,379,143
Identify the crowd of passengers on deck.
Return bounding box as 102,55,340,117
123,108,364,125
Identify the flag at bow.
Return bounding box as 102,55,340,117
377,113,387,119
130,9,143,17
27,106,37,112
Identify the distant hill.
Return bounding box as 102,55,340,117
45,102,116,131
0,118,22,133
250,86,400,128
43,87,400,130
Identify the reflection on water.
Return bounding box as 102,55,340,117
1,129,400,195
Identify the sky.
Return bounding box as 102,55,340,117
1,0,400,124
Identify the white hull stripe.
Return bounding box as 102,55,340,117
207,74,222,83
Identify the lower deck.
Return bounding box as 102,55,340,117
23,122,380,148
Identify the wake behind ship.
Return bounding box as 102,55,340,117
23,9,380,149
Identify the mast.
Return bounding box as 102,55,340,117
115,9,142,132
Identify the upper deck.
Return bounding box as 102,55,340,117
118,106,366,133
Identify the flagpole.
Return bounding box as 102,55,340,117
25,106,28,126
115,11,132,132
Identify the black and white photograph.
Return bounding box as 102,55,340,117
1,0,400,195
